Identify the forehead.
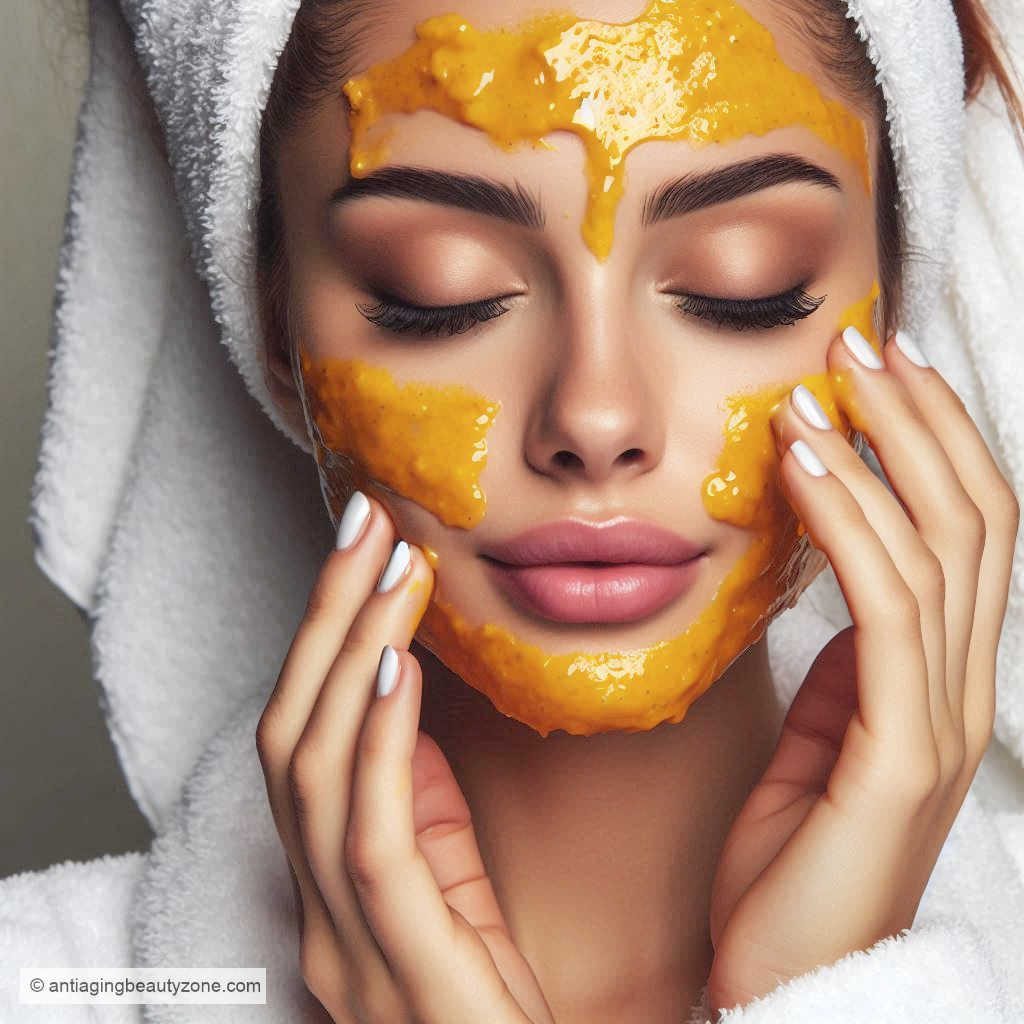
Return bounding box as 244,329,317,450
350,0,843,95
279,0,878,235
332,0,877,161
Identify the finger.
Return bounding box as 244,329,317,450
829,327,982,725
772,374,949,743
772,430,934,774
408,727,555,1024
258,491,393,759
256,490,394,866
292,865,371,1023
758,626,859,798
409,727,509,933
254,492,398,1013
292,541,435,962
348,647,529,1023
883,330,1020,752
278,785,390,1022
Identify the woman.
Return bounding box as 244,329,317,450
249,0,1023,1020
4,0,1023,1022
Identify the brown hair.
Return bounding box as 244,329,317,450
255,0,1024,397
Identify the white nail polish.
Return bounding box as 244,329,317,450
376,644,400,697
842,325,885,370
376,540,411,593
791,385,833,431
894,330,931,368
790,439,829,477
336,491,370,550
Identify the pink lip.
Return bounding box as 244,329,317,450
480,517,706,566
480,518,708,624
484,560,705,624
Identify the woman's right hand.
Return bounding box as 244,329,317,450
255,491,555,1024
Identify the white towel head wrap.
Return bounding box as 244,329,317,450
32,0,1024,828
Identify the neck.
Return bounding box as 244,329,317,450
416,635,784,1023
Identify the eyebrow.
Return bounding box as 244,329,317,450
640,154,842,227
330,167,545,228
328,153,841,229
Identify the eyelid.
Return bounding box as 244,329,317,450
374,288,516,307
666,281,812,303
366,287,523,311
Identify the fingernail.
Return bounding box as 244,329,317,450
336,490,371,550
791,385,833,431
893,330,931,369
376,644,400,697
377,540,411,593
790,439,829,477
841,326,885,370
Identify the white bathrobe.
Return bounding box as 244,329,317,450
4,0,1024,1020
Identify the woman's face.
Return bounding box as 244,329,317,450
273,0,881,735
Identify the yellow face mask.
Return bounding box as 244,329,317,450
294,0,878,737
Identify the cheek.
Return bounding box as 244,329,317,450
701,280,882,648
295,346,503,532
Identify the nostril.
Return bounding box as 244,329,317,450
553,450,583,469
618,448,644,464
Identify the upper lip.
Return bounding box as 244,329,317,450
480,517,706,567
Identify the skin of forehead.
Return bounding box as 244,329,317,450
341,0,877,134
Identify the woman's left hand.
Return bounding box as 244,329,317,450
706,327,1020,1014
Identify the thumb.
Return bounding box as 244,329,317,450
709,627,859,948
763,625,860,797
409,690,512,938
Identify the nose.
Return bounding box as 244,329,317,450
524,305,666,486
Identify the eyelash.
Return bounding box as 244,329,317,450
676,285,826,331
356,295,513,336
356,284,825,337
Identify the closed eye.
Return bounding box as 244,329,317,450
674,284,826,331
356,283,825,338
356,293,513,337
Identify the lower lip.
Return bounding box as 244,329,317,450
483,557,706,624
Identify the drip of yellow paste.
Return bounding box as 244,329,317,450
341,0,870,261
296,282,881,737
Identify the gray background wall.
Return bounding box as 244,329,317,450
1,1,152,877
